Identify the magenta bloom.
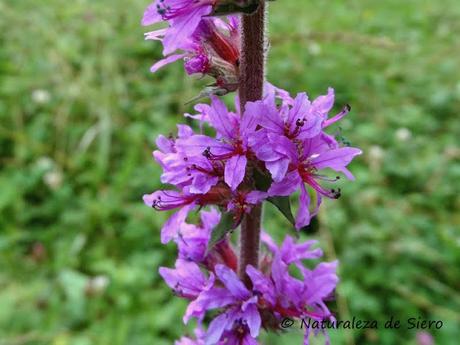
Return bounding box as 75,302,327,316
249,233,339,345
186,264,261,345
159,259,215,299
176,96,259,191
246,87,362,228
163,232,338,345
145,16,240,92
142,0,214,55
267,134,361,228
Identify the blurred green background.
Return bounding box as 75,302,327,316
1,0,459,344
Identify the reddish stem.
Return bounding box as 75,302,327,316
238,2,265,286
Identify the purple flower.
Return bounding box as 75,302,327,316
163,231,338,345
146,16,239,93
249,233,339,345
250,87,351,183
175,208,221,262
159,259,214,299
142,0,214,55
186,264,261,345
416,331,434,345
267,134,361,228
176,96,259,191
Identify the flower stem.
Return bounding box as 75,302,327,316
238,1,265,286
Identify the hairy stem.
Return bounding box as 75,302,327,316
238,1,265,286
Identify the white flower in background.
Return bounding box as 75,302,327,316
44,170,63,190
368,145,385,172
86,275,110,296
32,89,51,104
395,127,411,142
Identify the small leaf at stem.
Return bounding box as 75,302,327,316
212,1,260,16
300,216,319,233
253,166,272,192
207,211,236,253
267,196,295,226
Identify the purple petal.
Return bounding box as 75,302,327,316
215,264,250,300
243,303,261,338
205,312,231,345
261,231,278,254
159,259,207,297
150,53,186,73
207,96,236,139
303,261,339,303
163,5,213,55
312,87,335,118
287,92,310,126
184,287,235,323
142,2,163,26
246,265,276,305
189,175,219,194
155,134,175,153
268,172,301,197
245,191,268,204
246,100,282,134
176,135,232,155
161,204,194,243
200,207,221,230
295,184,311,229
266,157,290,182
280,236,323,264
224,154,247,191
177,124,194,138
267,133,298,161
311,147,362,171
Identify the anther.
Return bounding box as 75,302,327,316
202,147,212,158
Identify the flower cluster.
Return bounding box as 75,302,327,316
160,216,339,345
143,87,361,230
141,1,362,344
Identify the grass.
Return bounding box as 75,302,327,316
0,0,459,344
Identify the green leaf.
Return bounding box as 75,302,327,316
207,211,235,253
212,1,260,16
267,196,295,226
300,216,319,233
253,167,272,192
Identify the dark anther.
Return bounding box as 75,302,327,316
296,118,305,127
345,104,351,112
183,157,188,161
202,147,212,158
336,176,340,179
